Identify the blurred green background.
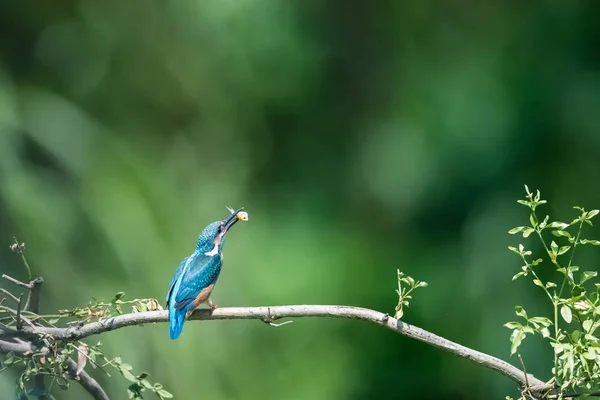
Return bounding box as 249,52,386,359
1,1,600,399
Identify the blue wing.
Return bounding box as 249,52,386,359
173,252,222,310
166,256,189,306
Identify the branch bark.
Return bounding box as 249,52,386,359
26,278,46,400
17,305,551,392
65,358,110,400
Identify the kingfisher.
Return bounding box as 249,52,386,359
166,207,248,339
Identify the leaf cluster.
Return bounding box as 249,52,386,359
507,185,600,398
394,269,427,319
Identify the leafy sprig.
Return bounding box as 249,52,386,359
507,185,600,398
394,269,427,319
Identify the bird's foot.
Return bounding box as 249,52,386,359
208,298,219,311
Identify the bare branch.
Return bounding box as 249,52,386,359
16,293,23,330
17,305,549,391
0,338,34,353
2,274,33,290
0,288,19,303
25,277,44,313
25,277,46,399
0,304,36,330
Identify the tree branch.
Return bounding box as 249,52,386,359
65,358,110,400
0,338,108,400
25,277,43,314
18,305,551,392
26,277,46,399
2,274,33,290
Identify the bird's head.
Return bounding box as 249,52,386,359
195,207,247,255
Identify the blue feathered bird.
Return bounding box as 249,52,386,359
166,207,246,339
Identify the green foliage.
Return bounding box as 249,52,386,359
507,185,600,398
0,244,170,399
394,269,427,319
1,298,171,400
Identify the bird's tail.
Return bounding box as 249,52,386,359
169,306,186,340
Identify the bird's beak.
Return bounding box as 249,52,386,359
222,207,244,233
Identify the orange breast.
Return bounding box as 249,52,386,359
192,284,215,308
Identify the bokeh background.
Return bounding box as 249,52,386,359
1,1,600,399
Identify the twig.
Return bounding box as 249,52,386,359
16,293,23,330
25,277,46,399
0,320,17,334
25,277,44,313
0,288,19,303
518,354,535,400
65,358,110,400
2,274,33,290
0,338,37,353
0,304,36,330
11,237,32,279
18,305,549,391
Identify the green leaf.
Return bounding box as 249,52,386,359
531,258,543,266
517,199,530,207
583,319,593,333
157,389,173,398
394,309,403,319
552,230,571,238
510,330,525,355
549,222,570,229
540,215,549,229
571,330,580,342
120,363,133,371
581,271,598,285
512,271,526,280
587,210,599,219
561,305,573,324
541,327,551,338
529,316,552,327
113,292,125,301
550,241,559,254
508,246,520,254
551,342,564,354
530,214,537,228
522,325,535,334
504,322,522,329
557,246,571,255
522,227,535,238
582,351,596,360
509,226,526,234
121,369,137,382
533,279,544,288
546,281,557,289
515,305,527,319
